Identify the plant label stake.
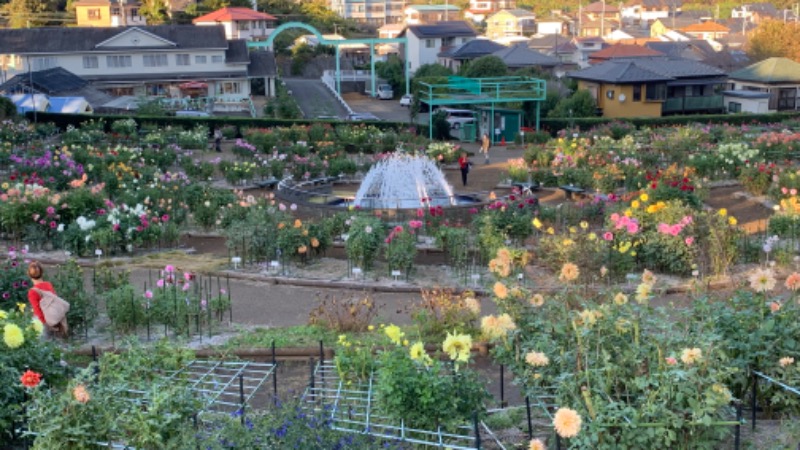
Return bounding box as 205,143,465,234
95,248,102,259
270,260,280,272
471,273,480,286
231,256,241,270
352,267,362,279
391,270,401,281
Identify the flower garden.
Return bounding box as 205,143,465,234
2,115,800,448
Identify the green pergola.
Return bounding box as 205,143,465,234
418,76,547,140
248,22,410,98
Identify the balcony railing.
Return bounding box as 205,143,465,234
662,95,724,113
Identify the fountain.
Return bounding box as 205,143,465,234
353,154,456,209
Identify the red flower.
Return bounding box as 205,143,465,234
20,370,42,388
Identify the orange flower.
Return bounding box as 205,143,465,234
294,219,302,228
20,370,42,388
298,245,308,254
553,407,582,438
529,438,546,450
559,263,579,282
73,384,90,403
310,238,320,248
278,222,285,230
786,272,800,291
493,282,508,299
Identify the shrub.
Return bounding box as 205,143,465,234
409,288,480,341
308,292,380,333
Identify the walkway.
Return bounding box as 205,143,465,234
282,78,349,120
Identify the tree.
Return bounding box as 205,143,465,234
746,20,800,62
375,55,405,97
458,55,507,78
549,89,598,118
140,0,168,24
0,0,56,28
0,96,16,119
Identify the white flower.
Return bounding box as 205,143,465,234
57,224,64,232
365,226,373,234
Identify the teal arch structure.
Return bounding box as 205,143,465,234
248,22,410,98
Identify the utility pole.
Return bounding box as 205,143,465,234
601,0,605,37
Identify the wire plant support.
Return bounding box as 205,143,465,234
300,361,504,449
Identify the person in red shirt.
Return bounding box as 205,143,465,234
458,152,471,187
27,261,67,338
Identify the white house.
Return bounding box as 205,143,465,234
192,7,277,41
621,0,680,25
0,25,277,101
727,57,800,112
399,21,477,74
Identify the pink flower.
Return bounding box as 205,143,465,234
182,283,190,292
770,302,781,313
657,223,670,234
161,214,169,222
46,206,55,216
394,225,403,233
685,237,694,246
792,189,798,196
113,224,120,231
669,225,682,236
144,290,153,299
665,357,677,366
782,187,789,194
49,221,56,229
385,238,391,244
279,203,286,211
610,213,620,222
156,279,164,288
626,223,639,234
135,226,143,232
184,272,192,281
416,208,424,218
603,232,613,241
165,265,175,273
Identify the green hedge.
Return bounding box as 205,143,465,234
24,112,427,135
539,111,800,135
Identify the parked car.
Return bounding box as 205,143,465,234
399,94,413,107
376,84,393,100
436,108,476,129
347,112,381,121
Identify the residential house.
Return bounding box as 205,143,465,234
193,7,276,41
329,0,406,25
399,21,477,73
731,3,780,24
74,0,146,27
405,5,462,24
727,57,800,112
0,25,278,103
378,22,406,38
465,0,517,23
645,40,750,71
573,36,607,67
680,21,730,41
621,0,681,26
568,56,727,117
493,43,560,72
528,34,579,67
536,11,575,35
588,43,664,64
438,38,506,72
485,9,536,40
650,10,712,37
578,1,621,37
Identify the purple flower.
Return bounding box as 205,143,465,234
2,292,9,299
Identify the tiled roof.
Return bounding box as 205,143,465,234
225,39,249,63
570,60,672,82
407,4,460,11
570,56,725,83
493,8,536,18
583,1,620,13
729,57,800,83
248,50,277,77
590,43,664,60
681,21,730,32
403,21,478,38
439,38,506,58
0,25,228,53
193,7,276,23
493,43,560,67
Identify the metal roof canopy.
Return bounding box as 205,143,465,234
248,22,410,99
418,75,547,140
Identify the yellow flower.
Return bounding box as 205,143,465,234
442,331,472,363
613,292,628,305
728,216,737,226
525,351,549,367
493,282,509,299
618,241,632,254
562,238,574,246
559,263,580,282
384,324,404,345
529,438,546,450
568,226,577,234
17,303,26,313
481,314,516,340
532,218,543,229
580,221,589,229
646,205,659,214
293,219,302,228
30,319,43,336
409,341,427,361
631,200,640,209
546,227,554,235
587,232,597,241
635,283,651,304
402,339,409,346
578,309,599,327
529,294,545,307
553,407,582,438
73,384,91,404
748,267,776,293
0,310,7,320
3,323,25,349
464,297,481,315
718,208,727,217
641,269,657,286
615,318,632,333
639,193,649,202
624,209,632,217
0,182,8,190
681,347,702,365
367,325,374,331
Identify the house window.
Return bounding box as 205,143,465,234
106,55,132,68
143,54,168,67
88,8,101,20
778,88,797,110
425,39,435,48
218,82,242,95
633,84,642,101
195,55,207,64
238,21,249,31
728,102,742,113
645,83,666,101
31,57,57,71
212,55,224,63
131,8,139,16
111,7,120,15
82,56,99,69
175,54,190,66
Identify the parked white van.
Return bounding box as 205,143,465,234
376,84,393,100
437,108,476,129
